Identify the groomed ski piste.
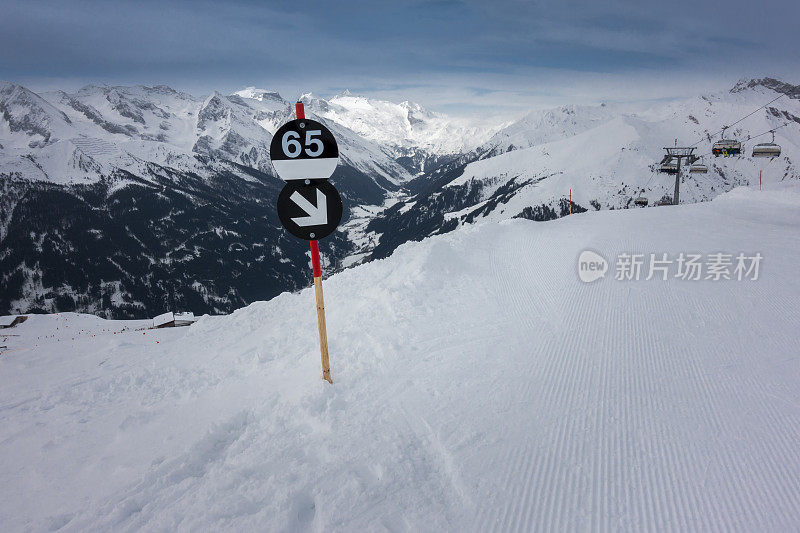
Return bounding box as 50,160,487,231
2,186,800,531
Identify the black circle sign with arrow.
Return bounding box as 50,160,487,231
277,180,343,241
270,119,339,181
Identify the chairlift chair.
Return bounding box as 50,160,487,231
712,126,741,156
634,196,648,207
690,156,708,173
656,197,673,206
752,131,781,158
659,162,678,174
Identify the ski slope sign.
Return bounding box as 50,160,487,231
277,180,343,241
270,118,339,181
270,101,340,383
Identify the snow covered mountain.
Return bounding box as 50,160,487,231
0,83,433,318
3,83,411,195
3,77,799,318
231,87,497,172
2,185,800,530
363,78,800,260
298,90,498,173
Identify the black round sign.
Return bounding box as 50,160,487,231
277,180,343,240
270,119,339,181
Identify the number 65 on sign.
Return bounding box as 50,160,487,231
270,118,340,181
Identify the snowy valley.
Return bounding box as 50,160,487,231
1,78,799,319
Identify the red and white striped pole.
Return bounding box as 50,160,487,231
296,101,332,383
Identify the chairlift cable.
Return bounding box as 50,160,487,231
689,123,788,160
690,93,786,147
747,123,787,141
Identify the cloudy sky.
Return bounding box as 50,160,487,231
2,0,798,119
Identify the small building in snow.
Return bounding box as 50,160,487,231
152,312,175,328
0,315,27,329
152,311,197,329
173,312,196,327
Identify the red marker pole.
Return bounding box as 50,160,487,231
569,188,572,214
760,170,762,191
295,102,332,383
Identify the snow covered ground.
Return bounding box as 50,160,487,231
2,186,800,531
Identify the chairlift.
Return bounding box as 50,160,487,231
656,196,673,206
659,162,678,174
712,127,741,156
634,196,648,207
752,130,781,158
690,156,708,173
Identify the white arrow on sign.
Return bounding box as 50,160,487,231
290,189,328,227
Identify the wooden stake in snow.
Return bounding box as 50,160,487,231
296,102,332,384
310,240,331,383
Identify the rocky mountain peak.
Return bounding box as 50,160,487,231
731,77,800,99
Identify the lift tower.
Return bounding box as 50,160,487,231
662,147,697,205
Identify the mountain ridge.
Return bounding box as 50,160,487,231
2,77,799,318
358,78,800,261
